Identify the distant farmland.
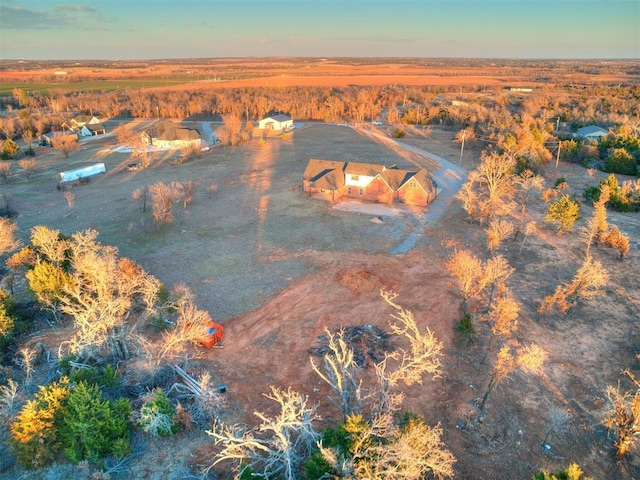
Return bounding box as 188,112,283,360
0,78,195,96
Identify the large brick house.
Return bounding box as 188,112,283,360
302,159,436,207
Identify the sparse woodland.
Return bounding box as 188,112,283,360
0,59,639,479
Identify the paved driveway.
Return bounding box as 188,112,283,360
361,129,468,254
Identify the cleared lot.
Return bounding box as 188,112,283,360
7,124,435,321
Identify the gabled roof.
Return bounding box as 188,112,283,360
85,123,105,133
303,159,346,190
145,120,200,142
73,115,99,125
378,169,414,190
262,113,291,122
577,125,608,137
344,162,386,177
397,169,435,193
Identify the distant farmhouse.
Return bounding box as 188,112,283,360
141,120,202,149
258,114,294,131
302,159,437,207
39,130,77,147
575,125,609,141
62,115,106,137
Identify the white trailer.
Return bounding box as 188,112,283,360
59,163,106,183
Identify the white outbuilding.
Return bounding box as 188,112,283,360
258,114,293,131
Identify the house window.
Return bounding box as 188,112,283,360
351,175,360,181
359,189,363,196
409,181,416,188
347,187,352,195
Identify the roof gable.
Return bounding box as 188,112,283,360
263,114,291,122
397,169,435,193
577,125,608,136
344,162,386,176
303,159,346,181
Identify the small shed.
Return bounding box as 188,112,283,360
258,114,293,131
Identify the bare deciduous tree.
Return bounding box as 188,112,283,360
310,328,363,420
446,249,484,314
486,219,514,254
159,285,215,361
64,190,75,216
0,162,12,183
604,370,640,457
51,132,78,158
480,343,547,410
23,227,160,361
515,169,544,214
18,159,39,182
149,182,179,228
518,220,537,255
603,225,630,261
132,185,150,212
206,386,319,480
0,217,21,256
538,257,609,316
456,151,517,224
180,180,198,208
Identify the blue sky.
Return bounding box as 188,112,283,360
1,0,638,60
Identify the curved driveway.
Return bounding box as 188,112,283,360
362,129,468,255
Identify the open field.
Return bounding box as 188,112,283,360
2,57,639,96
2,117,640,478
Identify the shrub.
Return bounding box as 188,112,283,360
59,381,131,465
393,128,406,138
583,174,640,212
138,389,178,437
545,194,580,233
457,314,474,346
533,462,593,480
603,148,638,176
0,289,16,338
554,176,567,187
26,261,75,307
69,364,120,389
9,377,71,469
303,424,350,479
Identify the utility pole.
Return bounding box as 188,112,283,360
556,116,560,132
555,140,561,172
460,130,466,160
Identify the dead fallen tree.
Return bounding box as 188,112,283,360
170,364,226,424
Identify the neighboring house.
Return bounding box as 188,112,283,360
39,131,77,146
141,120,202,149
576,125,609,141
258,114,293,131
302,159,437,207
79,123,106,137
62,115,101,132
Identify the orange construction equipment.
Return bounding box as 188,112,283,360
199,321,224,348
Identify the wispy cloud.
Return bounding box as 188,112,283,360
1,4,102,30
